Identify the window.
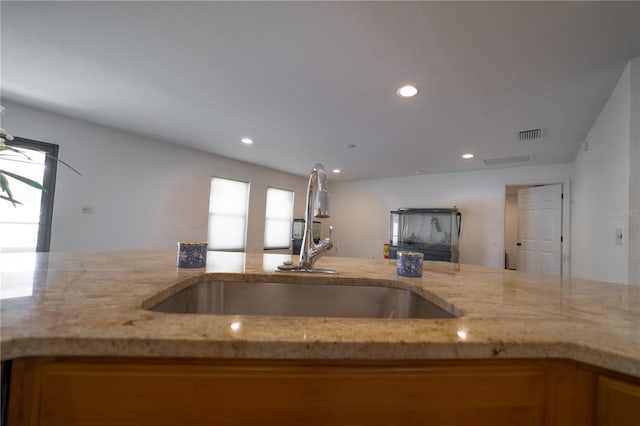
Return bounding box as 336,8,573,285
0,137,58,253
207,177,249,251
264,187,294,250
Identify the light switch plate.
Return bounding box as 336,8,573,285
615,228,624,245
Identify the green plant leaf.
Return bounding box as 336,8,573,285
0,173,19,206
45,152,81,176
0,194,22,205
1,145,33,160
0,169,46,191
1,172,13,194
2,143,81,175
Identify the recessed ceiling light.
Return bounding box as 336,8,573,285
397,85,418,98
332,169,341,174
241,138,253,144
462,153,474,159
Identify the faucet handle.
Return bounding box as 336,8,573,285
328,225,333,238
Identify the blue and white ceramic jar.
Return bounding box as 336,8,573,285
397,251,424,277
177,242,208,268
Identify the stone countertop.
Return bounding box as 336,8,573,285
0,250,638,377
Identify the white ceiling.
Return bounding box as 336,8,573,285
2,1,639,181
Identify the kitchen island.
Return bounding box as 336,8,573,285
1,250,639,425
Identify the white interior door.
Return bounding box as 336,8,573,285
517,184,563,275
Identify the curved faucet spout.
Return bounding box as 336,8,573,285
312,164,330,218
276,164,335,273
299,163,334,271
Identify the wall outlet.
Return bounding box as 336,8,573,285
615,228,624,245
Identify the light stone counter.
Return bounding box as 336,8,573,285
1,250,638,377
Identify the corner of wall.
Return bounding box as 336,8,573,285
570,59,634,284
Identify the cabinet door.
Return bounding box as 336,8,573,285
7,357,598,426
598,376,640,426
9,358,551,426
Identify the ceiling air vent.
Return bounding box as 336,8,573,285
483,155,532,166
518,128,542,141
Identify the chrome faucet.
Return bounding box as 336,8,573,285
277,163,335,273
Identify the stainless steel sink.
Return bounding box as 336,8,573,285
149,281,456,319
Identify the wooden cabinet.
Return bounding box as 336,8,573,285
5,357,606,426
597,376,640,426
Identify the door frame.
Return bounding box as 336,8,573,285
5,137,59,252
503,178,571,277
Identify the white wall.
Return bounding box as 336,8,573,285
327,164,572,269
3,101,307,253
571,59,638,285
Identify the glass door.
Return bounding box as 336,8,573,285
0,138,58,253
